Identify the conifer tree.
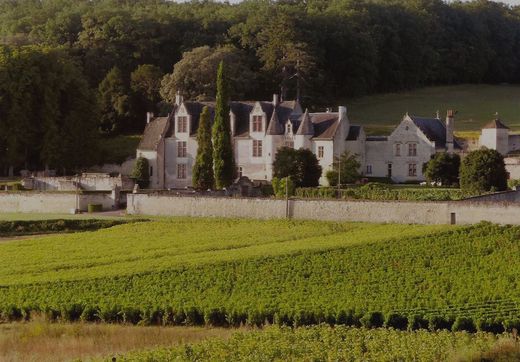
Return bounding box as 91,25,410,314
193,106,214,189
212,61,235,189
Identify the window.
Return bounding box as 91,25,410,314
366,165,372,175
408,163,417,177
177,163,187,179
395,143,401,156
318,146,324,159
150,166,153,177
286,123,292,134
177,116,188,133
387,163,392,178
408,143,417,156
252,115,263,132
177,141,187,157
252,140,262,157
238,166,243,178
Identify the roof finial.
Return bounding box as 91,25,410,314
436,110,440,119
495,111,499,119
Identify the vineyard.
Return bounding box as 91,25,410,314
1,219,520,334
109,325,513,362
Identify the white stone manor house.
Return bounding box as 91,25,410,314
137,94,520,188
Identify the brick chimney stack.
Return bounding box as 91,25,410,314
175,91,183,107
272,94,279,107
446,109,455,153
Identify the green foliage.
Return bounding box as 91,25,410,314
97,135,141,165
212,61,235,189
111,325,509,362
0,219,131,237
98,66,130,135
271,177,295,197
2,219,520,332
160,46,256,102
130,64,163,126
131,157,149,188
87,204,103,213
326,151,361,186
460,149,508,195
424,153,461,186
0,46,98,173
296,184,463,201
273,147,322,187
192,106,214,190
508,179,520,190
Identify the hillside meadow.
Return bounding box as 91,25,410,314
1,218,520,334
347,84,520,135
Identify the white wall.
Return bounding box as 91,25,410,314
127,194,520,225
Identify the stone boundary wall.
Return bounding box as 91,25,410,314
0,192,117,213
127,194,520,225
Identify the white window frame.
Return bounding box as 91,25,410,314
408,163,417,177
318,146,324,159
408,143,417,157
177,116,188,133
177,141,187,158
252,140,262,157
366,164,372,175
252,115,263,132
177,163,187,179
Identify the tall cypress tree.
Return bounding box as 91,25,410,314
212,61,235,189
193,106,214,189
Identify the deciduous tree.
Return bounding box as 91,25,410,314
460,148,507,195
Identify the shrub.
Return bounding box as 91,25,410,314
428,315,453,331
408,315,429,330
132,157,150,188
385,313,408,330
273,147,322,187
87,203,103,213
360,311,384,328
272,177,295,197
452,317,477,332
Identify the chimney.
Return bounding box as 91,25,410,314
272,94,279,107
446,109,455,153
338,106,347,120
175,91,183,106
146,112,154,124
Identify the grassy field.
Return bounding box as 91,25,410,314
347,84,520,135
2,219,520,332
0,320,233,362
110,325,519,362
97,134,141,164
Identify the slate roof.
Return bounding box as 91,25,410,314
138,117,170,151
366,136,388,141
296,109,314,135
483,118,510,129
409,116,462,150
310,113,339,139
346,125,361,141
165,99,343,140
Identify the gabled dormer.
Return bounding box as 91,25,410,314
174,102,191,137
250,101,266,134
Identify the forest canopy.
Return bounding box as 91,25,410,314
1,0,520,171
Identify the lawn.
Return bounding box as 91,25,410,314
347,84,520,135
97,134,141,164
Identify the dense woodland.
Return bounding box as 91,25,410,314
1,0,520,172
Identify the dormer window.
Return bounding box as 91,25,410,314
286,123,292,134
177,116,188,133
252,115,263,132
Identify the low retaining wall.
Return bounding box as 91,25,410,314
0,192,118,213
127,193,520,225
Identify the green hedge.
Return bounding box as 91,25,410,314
87,203,103,213
296,183,463,201
0,219,135,237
